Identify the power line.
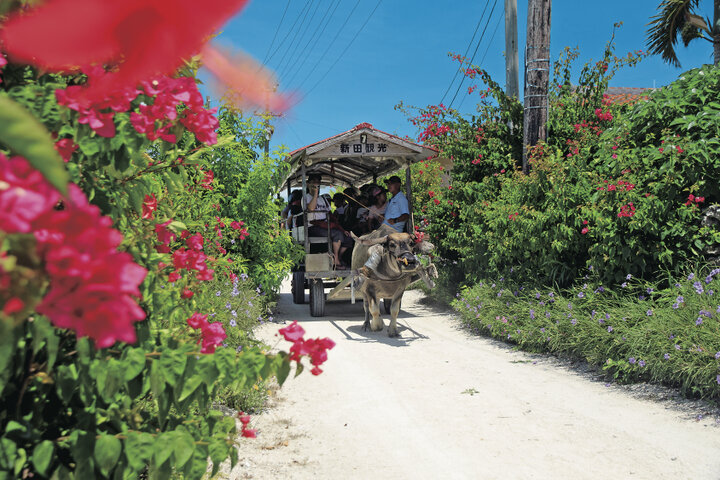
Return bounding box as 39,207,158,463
261,0,292,66
288,0,362,95
282,0,343,87
456,12,503,110
276,0,324,79
447,0,498,109
439,1,492,106
265,2,312,65
273,0,318,74
290,0,383,108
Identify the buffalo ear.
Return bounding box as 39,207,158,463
414,240,434,254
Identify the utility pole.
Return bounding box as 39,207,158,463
504,0,519,99
522,0,551,174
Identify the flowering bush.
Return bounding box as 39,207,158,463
0,2,325,477
404,31,718,288
453,267,720,399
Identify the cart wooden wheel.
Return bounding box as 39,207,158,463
309,279,325,317
291,271,305,304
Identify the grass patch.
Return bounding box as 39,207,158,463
452,267,720,400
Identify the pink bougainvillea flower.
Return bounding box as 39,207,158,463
54,137,79,162
1,0,288,111
141,194,157,219
200,44,290,112
187,312,209,330
278,321,305,342
199,321,226,353
2,297,25,315
0,153,62,233
186,233,204,251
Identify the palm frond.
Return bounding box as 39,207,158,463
646,0,701,67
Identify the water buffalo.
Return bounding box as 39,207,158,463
351,225,437,337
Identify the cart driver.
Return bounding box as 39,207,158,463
306,173,353,269
382,175,409,232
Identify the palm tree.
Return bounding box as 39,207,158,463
646,0,720,67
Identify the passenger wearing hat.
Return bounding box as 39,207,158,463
382,175,409,232
305,173,353,268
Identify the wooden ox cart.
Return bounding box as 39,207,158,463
280,122,438,317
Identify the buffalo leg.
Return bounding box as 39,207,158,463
387,293,403,337
362,294,371,331
368,295,384,332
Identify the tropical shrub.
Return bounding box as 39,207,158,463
0,2,329,477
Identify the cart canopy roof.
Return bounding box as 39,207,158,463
281,123,438,189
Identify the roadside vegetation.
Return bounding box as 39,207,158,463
404,32,720,400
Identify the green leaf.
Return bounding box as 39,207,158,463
31,440,54,476
172,429,195,469
94,434,121,477
153,433,173,467
124,432,154,472
159,349,187,388
0,95,69,195
122,348,146,382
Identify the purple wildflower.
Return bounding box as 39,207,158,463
629,357,636,364
646,309,653,316
621,282,628,288
672,303,680,309
626,274,632,280
696,318,703,326
607,326,614,332
638,360,646,367
229,319,237,327
676,296,684,303
694,281,704,294
688,273,695,280
530,309,535,320
675,344,681,350
578,292,585,298
664,353,670,360
571,318,577,325
646,287,653,294
715,352,720,359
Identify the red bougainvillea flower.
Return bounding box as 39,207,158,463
54,137,79,162
141,194,157,219
187,312,209,329
0,0,288,111
278,321,305,342
199,321,226,353
2,297,24,315
30,182,147,348
0,153,61,233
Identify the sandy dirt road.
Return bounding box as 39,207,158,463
228,281,720,480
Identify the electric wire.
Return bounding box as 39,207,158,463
282,0,343,87
265,2,312,65
260,0,292,66
287,0,362,96
289,0,383,108
447,0,498,109
276,0,324,80
273,0,318,75
456,12,503,110
439,0,492,106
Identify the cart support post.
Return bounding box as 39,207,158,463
301,162,310,253
405,161,414,234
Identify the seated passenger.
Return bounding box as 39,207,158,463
367,186,388,231
382,175,410,232
281,189,303,230
305,173,353,269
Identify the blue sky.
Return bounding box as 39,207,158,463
214,0,713,152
